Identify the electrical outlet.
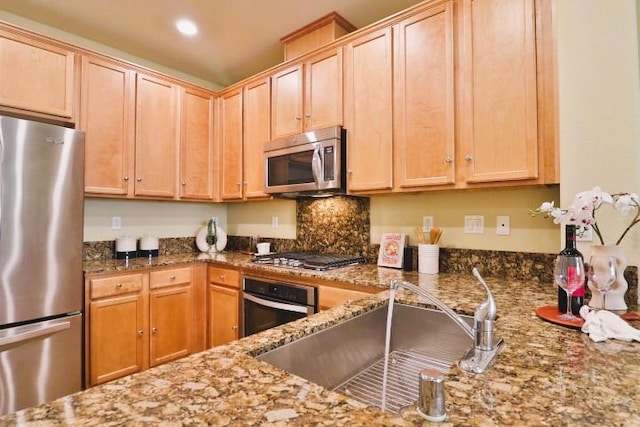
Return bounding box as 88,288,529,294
111,216,121,230
577,224,593,241
496,215,510,236
271,216,279,229
422,216,434,232
464,215,484,234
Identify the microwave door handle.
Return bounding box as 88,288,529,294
244,293,309,314
311,146,322,185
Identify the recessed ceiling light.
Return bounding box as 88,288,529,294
175,19,198,36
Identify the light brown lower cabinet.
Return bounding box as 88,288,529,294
86,264,205,387
207,265,241,348
317,285,378,311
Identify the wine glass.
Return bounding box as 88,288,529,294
587,255,617,310
554,255,586,320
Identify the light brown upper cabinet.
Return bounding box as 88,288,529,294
218,78,271,202
180,86,215,200
343,28,394,193
0,28,76,121
81,55,136,196
457,0,541,184
218,87,244,200
243,76,271,200
134,73,180,198
271,48,342,139
394,2,455,190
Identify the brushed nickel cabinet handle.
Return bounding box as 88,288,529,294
181,181,186,186
151,327,157,333
124,176,129,181
116,283,123,289
170,275,176,280
136,177,142,182
445,156,453,164
137,330,143,336
464,154,473,162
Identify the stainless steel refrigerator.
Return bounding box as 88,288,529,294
0,115,84,415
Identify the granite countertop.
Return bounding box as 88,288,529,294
5,252,640,425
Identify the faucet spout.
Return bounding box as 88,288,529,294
390,268,504,374
390,279,474,340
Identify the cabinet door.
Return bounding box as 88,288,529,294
180,87,214,200
304,48,342,131
394,3,455,189
134,73,179,197
318,286,375,311
208,284,240,348
343,28,394,192
219,88,244,200
0,30,75,119
271,64,303,138
89,293,146,385
243,77,271,200
80,56,136,196
149,285,192,367
459,0,538,183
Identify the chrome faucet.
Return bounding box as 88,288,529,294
390,268,504,374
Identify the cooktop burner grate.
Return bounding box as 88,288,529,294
252,251,366,270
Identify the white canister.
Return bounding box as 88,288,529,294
139,236,159,258
418,244,440,274
115,236,137,260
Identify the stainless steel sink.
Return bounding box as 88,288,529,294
257,303,473,414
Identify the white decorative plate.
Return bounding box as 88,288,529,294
196,225,227,253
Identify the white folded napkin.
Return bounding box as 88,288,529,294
579,306,640,342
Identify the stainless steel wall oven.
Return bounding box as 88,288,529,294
243,277,317,337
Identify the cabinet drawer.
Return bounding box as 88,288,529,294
150,267,192,289
90,273,144,299
208,266,240,288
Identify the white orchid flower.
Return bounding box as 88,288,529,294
614,192,640,215
530,187,639,245
576,186,613,209
549,208,565,224
538,201,555,212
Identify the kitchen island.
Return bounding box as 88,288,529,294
3,253,640,425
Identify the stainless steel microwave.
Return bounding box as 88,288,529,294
264,126,346,197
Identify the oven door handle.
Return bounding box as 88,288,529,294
244,293,310,314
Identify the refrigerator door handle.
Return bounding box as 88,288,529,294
0,319,71,350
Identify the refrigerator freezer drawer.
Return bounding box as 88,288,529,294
0,313,82,415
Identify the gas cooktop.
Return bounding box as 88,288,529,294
251,251,367,271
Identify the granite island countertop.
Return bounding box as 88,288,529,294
4,252,640,426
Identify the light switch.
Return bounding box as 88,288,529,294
464,215,484,234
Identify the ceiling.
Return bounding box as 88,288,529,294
0,0,424,88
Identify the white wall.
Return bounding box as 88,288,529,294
557,0,640,262
84,199,226,242
224,187,561,253
227,199,297,239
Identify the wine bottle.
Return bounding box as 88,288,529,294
558,224,585,315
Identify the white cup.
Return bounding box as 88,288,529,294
418,244,439,274
256,242,271,254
